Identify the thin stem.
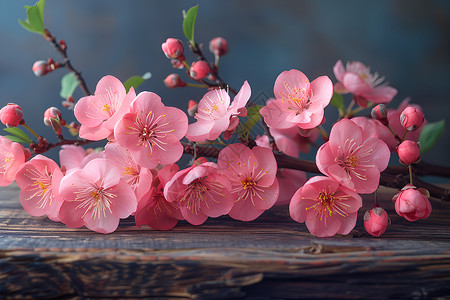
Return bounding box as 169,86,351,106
408,164,414,185
386,124,402,143
346,99,355,117
186,83,208,88
401,130,409,142
181,59,191,71
44,29,91,96
22,123,39,139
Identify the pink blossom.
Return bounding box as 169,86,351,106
217,144,279,221
15,155,64,221
289,176,362,237
135,164,183,230
333,60,397,104
164,158,233,225
350,116,395,147
393,185,432,221
363,207,389,237
260,69,332,130
254,134,307,205
185,81,251,142
59,145,104,174
114,91,188,169
74,75,136,141
104,142,153,201
58,158,137,234
0,136,30,186
316,118,390,194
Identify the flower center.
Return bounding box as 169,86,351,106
241,177,256,190
306,191,349,221
102,104,111,112
123,166,138,176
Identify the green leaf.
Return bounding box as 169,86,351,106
60,72,79,98
330,92,345,116
18,0,46,34
123,72,152,93
182,5,199,45
419,119,445,154
3,135,30,144
241,105,263,139
3,127,32,143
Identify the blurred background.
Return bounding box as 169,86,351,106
1,0,449,169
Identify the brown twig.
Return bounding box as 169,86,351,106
44,29,91,96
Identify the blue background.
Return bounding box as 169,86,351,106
1,0,449,169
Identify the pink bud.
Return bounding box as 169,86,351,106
59,40,67,51
62,96,75,110
44,107,66,126
209,37,229,56
32,60,50,77
161,38,184,59
190,60,210,80
0,103,23,127
393,185,432,222
400,106,424,131
363,207,389,237
187,100,198,117
371,104,388,126
163,74,187,89
397,140,420,164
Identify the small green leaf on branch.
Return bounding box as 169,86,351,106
18,0,46,35
330,92,345,116
183,5,199,47
419,119,445,154
123,72,152,93
3,127,33,144
60,72,79,98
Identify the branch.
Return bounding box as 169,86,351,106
44,29,91,96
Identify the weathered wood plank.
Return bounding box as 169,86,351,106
0,183,450,299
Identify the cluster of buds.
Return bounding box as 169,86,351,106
32,58,61,77
161,36,229,94
0,103,24,127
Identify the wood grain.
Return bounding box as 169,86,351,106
1,183,450,299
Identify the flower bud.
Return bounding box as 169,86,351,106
62,96,75,110
400,106,424,131
171,59,185,69
363,207,389,237
187,100,198,117
44,107,66,126
371,104,388,126
32,60,50,77
161,38,184,59
393,184,431,221
397,140,420,164
0,103,23,127
209,37,229,56
59,40,67,51
163,74,187,89
190,60,210,80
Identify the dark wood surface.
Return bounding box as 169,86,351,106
1,183,450,299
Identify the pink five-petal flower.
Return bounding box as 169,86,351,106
316,118,390,194
185,81,251,142
217,144,279,221
59,158,137,234
164,158,233,225
104,142,153,201
0,136,29,186
289,176,362,237
74,75,136,141
260,69,332,130
333,60,397,104
114,91,188,169
135,164,183,230
15,155,64,222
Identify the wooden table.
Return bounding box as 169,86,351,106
1,183,449,299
